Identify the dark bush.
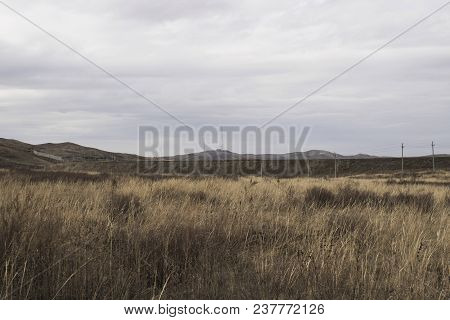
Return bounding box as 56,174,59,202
334,186,379,207
303,185,435,213
109,192,142,220
188,191,208,203
284,186,303,209
386,179,450,187
2,169,110,183
151,188,221,206
390,192,434,213
327,212,370,240
304,187,335,207
445,195,450,208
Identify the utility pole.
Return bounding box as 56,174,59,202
432,141,435,172
219,128,224,151
307,159,311,177
334,152,337,178
401,143,404,175
260,160,263,178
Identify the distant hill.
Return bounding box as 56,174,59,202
0,138,138,168
34,142,137,162
2,138,449,175
0,138,48,167
169,149,379,161
2,138,448,170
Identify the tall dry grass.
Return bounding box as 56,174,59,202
0,170,448,299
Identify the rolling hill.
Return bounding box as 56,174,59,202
0,138,139,168
1,138,448,176
0,138,381,167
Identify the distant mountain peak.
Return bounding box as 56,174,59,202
214,149,233,153
0,138,386,167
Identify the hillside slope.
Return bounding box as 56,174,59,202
0,138,52,168
35,142,137,161
0,138,138,169
1,138,448,175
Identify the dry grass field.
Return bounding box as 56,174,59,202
0,169,448,299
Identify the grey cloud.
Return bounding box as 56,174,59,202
0,0,449,155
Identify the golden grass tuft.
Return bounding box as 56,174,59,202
0,170,448,299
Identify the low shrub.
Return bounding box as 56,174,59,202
304,185,434,213
304,186,335,208
109,192,142,221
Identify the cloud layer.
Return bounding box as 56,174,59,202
0,0,449,155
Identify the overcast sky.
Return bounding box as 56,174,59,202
0,0,449,156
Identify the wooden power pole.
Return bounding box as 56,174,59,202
307,159,311,177
260,160,263,178
401,143,404,175
334,153,337,178
432,141,435,172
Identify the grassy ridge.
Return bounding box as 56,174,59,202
0,170,448,299
47,157,450,177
